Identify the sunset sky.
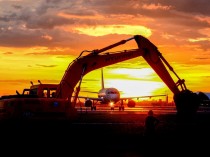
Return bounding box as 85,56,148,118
0,0,210,102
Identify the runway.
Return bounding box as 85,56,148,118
1,106,210,157
75,105,209,114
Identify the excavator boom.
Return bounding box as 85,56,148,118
56,35,181,99
56,35,200,116
56,49,143,99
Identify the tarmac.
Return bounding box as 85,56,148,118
0,109,210,157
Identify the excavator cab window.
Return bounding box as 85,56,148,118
43,89,48,98
42,88,57,98
29,88,38,95
50,88,57,98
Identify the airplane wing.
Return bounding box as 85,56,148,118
118,94,167,108
76,96,103,101
119,94,167,100
75,94,166,102
74,95,104,110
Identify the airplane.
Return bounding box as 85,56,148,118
76,68,167,111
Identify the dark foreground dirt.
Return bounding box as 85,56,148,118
1,112,210,157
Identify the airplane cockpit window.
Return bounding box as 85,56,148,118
108,91,118,94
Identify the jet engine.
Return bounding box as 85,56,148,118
84,99,92,107
127,100,136,107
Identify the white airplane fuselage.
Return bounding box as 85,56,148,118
98,87,120,104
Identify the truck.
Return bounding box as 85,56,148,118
0,35,201,119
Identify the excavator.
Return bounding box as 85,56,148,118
0,35,201,119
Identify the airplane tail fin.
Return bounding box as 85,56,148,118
101,68,104,89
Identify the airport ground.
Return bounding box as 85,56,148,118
0,106,210,157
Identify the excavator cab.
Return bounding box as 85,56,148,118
29,84,58,98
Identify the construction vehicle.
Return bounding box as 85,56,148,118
0,35,201,119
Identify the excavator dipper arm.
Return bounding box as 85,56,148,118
56,35,200,116
56,48,144,100
134,35,200,116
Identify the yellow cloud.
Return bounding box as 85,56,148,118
74,25,152,37
41,35,53,41
188,38,210,42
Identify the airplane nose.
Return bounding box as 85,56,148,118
111,95,118,100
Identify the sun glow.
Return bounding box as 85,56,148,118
108,68,167,96
110,68,155,78
106,79,165,98
81,67,167,100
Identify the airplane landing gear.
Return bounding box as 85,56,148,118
119,106,124,111
119,100,125,111
91,106,96,110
